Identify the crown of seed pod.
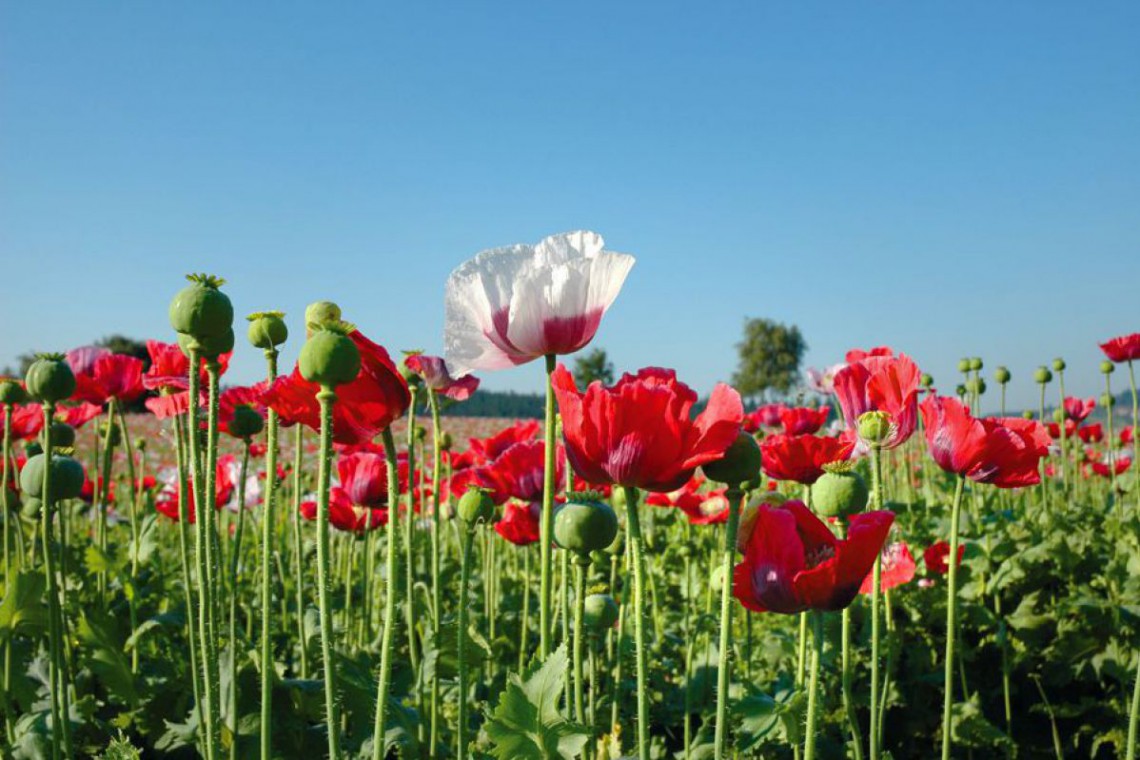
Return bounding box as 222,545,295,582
247,311,289,350
300,321,361,388
25,353,76,404
169,273,234,339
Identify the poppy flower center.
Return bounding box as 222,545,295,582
804,543,836,569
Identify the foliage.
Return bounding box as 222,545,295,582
572,348,615,388
732,317,807,400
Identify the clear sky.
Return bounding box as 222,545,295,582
2,3,1138,411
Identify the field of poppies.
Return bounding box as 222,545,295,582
1,231,1139,760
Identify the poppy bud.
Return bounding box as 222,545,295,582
100,422,122,448
920,373,934,389
439,432,453,451
969,357,983,371
813,464,869,519
701,432,762,486
135,438,147,451
228,405,264,439
304,301,342,335
178,329,235,360
247,311,288,350
967,378,986,396
1100,360,1115,375
1022,410,1034,420
1052,358,1066,372
457,485,495,525
1101,393,1115,409
582,594,619,631
299,323,361,388
47,422,75,449
994,367,1011,384
25,354,76,404
957,358,970,373
955,385,967,400
857,411,892,445
1034,367,1052,384
554,496,619,556
169,273,233,339
20,452,85,501
413,424,427,443
1052,409,1065,423
399,352,424,386
0,379,27,405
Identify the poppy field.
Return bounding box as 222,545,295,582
2,231,1140,760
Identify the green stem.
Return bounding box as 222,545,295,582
228,439,251,760
291,425,308,679
315,388,342,759
114,403,142,674
260,348,279,760
404,389,421,687
172,413,205,748
841,604,865,760
2,405,13,744
540,354,557,658
371,428,402,760
427,388,444,757
621,485,651,760
803,612,825,760
1126,647,1140,760
869,444,884,760
40,404,67,760
1057,369,1068,489
457,527,476,760
573,554,588,725
1105,372,1120,513
204,363,224,747
714,487,743,760
941,476,967,760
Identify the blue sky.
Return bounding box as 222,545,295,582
2,3,1138,410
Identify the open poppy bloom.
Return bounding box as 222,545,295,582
1063,397,1096,423
733,500,894,614
443,230,634,375
495,501,542,545
646,475,705,511
404,353,480,401
1077,423,1104,444
57,402,103,429
858,542,916,594
1123,426,1134,446
1091,455,1131,478
779,406,830,436
1046,420,1079,441
1099,333,1140,363
760,434,854,486
68,347,145,406
552,364,743,492
218,385,267,438
142,339,232,392
845,346,894,364
468,420,541,462
806,364,846,395
474,440,563,506
921,396,1051,488
262,329,411,446
742,403,784,434
833,351,921,450
3,403,44,441
155,455,236,523
677,487,732,525
924,541,964,575
300,450,409,533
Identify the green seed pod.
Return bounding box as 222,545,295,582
168,273,233,339
228,405,264,439
1052,408,1065,423
1022,410,1034,420
305,301,342,335
967,378,986,395
23,442,42,458
701,432,762,486
813,465,869,519
582,594,620,632
25,354,76,404
1100,393,1115,409
177,328,235,360
48,422,76,449
457,486,495,525
247,311,288,350
955,385,968,399
99,422,123,448
957,358,970,373
604,526,624,555
135,438,147,451
20,452,85,501
1052,357,1066,372
993,366,1011,384
0,379,28,405
413,424,427,443
1100,360,1115,375
299,324,361,388
554,496,620,555
21,496,42,519
1034,367,1052,384
969,357,983,371
920,373,934,389
439,431,453,451
857,411,892,445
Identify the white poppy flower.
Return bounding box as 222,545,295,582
444,230,634,375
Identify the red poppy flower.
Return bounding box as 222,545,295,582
1092,457,1131,478
920,396,1051,488
80,475,115,505
146,392,198,420
742,403,784,434
924,541,964,575
218,385,267,438
2,404,43,441
337,451,408,508
1099,333,1140,363
645,475,705,510
56,402,104,429
779,406,830,436
833,352,921,450
858,542,916,594
677,487,731,525
1045,419,1079,441
156,455,235,523
845,346,894,364
447,448,482,473
733,500,894,614
1062,397,1096,423
261,329,411,446
1077,423,1104,444
760,434,854,486
552,364,743,492
142,340,232,392
300,488,388,533
495,501,542,545
1123,426,1134,446
405,354,481,401
476,440,563,506
469,420,541,462
70,353,146,406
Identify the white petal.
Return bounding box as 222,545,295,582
444,243,534,374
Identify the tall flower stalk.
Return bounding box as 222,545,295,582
941,476,966,760
371,428,402,760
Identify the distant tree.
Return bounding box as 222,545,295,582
573,348,615,387
732,318,807,401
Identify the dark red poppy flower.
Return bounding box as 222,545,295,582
858,542,916,594
742,403,785,434
3,404,43,441
552,364,743,492
733,500,894,614
1099,333,1140,363
845,346,894,364
405,354,481,401
1123,426,1134,446
645,475,705,511
1077,423,1104,444
1063,397,1096,423
56,402,103,429
677,487,732,525
1092,457,1131,478
261,329,411,446
779,406,830,436
469,420,541,462
495,501,542,545
155,454,235,523
833,352,921,450
80,475,115,505
1045,419,1079,441
300,488,388,533
142,339,232,392
337,451,408,508
476,440,563,506
760,434,854,486
920,396,1051,488
446,448,482,473
218,385,267,438
924,541,964,575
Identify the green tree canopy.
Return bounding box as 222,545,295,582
732,318,807,401
573,348,615,388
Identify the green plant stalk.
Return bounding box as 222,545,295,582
291,425,308,679
314,388,342,759
1130,360,1139,501
371,428,402,760
1057,369,1068,489
1105,372,1120,514
573,554,589,725
519,546,532,673
2,404,13,745
172,412,205,747
621,485,651,760
869,443,884,760
228,439,251,760
1127,359,1140,760
457,526,476,760
112,402,143,674
1038,382,1049,510
403,388,421,689
96,399,116,602
713,487,743,760
803,612,825,760
427,387,444,756
204,362,225,745
540,354,557,658
39,403,67,760
188,350,219,760
839,518,865,760
260,348,279,760
1126,649,1140,760
941,475,967,760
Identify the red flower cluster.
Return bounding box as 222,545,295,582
921,396,1051,488
924,541,964,575
68,347,145,406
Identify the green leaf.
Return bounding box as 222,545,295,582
484,643,590,760
0,570,48,644
77,611,139,707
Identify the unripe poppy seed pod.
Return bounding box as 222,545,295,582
957,358,971,373
1034,367,1052,384
813,465,869,519
920,373,934,389
168,274,233,339
100,422,122,448
967,378,986,395
701,431,762,486
1100,393,1115,409
1052,358,1066,372
955,385,968,399
0,379,27,405
304,301,342,335
582,594,619,631
1022,410,1035,420
554,496,619,556
1101,361,1115,375
25,355,76,404
457,486,495,525
299,324,361,388
247,311,288,350
439,432,453,451
178,328,235,360
229,405,264,439
994,367,1011,384
48,422,75,449
20,452,85,501
969,357,983,371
